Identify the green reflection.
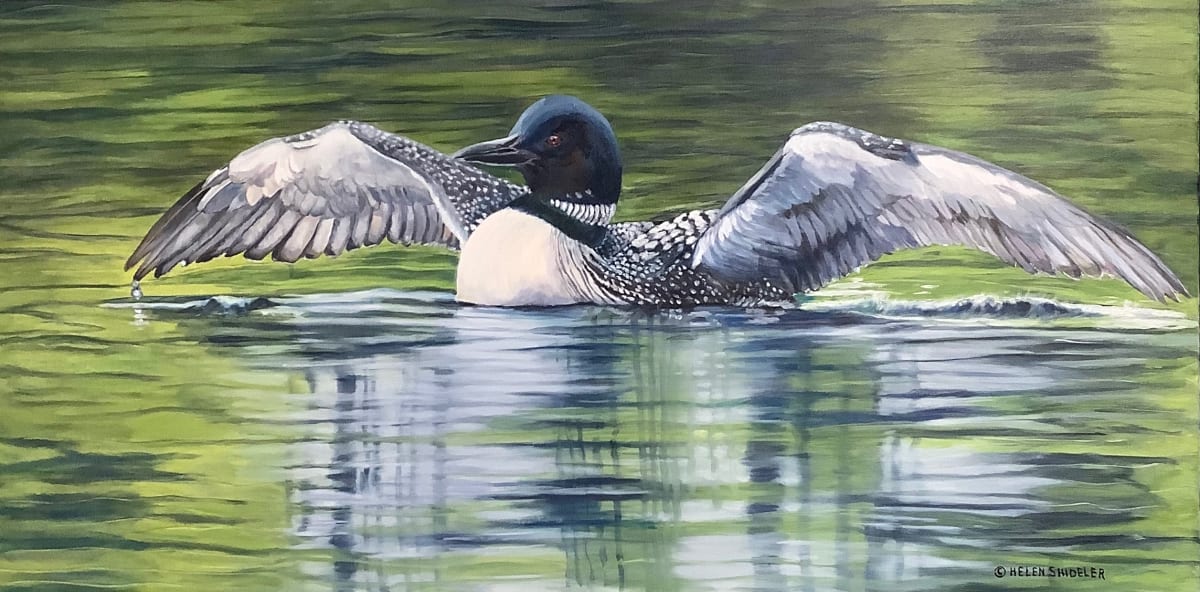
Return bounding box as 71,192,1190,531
0,1,1196,591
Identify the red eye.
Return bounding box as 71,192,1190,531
546,134,562,148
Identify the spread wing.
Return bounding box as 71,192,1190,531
692,122,1188,302
125,121,524,280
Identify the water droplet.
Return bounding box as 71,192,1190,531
130,280,142,301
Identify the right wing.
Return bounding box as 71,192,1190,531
692,122,1187,302
125,121,525,280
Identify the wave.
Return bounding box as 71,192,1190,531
103,294,278,315
102,289,454,316
104,290,1194,331
805,294,1193,331
817,295,1091,319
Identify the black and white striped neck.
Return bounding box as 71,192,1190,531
510,193,615,248
548,193,616,226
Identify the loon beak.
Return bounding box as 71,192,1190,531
452,134,536,166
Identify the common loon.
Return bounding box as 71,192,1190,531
126,95,1187,307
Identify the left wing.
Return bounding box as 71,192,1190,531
125,121,524,280
691,122,1187,302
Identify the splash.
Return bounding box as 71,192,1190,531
823,295,1091,319
105,290,1194,332
105,294,278,315
805,294,1194,331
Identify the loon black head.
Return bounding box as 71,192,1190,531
453,95,622,205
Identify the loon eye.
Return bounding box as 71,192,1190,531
545,134,563,148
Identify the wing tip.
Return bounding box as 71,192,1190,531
1151,281,1190,304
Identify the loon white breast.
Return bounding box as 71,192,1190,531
456,208,590,306
125,95,1188,307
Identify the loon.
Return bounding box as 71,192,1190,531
126,95,1187,307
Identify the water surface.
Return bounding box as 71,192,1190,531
1,1,1197,591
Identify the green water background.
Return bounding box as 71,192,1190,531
1,1,1197,591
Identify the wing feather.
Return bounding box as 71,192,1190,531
246,209,301,261
326,216,353,257
387,203,408,243
127,179,207,268
409,202,430,245
348,207,370,250
693,122,1188,301
226,203,283,258
366,210,388,246
180,208,242,265
275,215,321,263
125,121,520,281
305,218,335,259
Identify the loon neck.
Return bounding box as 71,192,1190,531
510,193,612,248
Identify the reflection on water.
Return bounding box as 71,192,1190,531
1,0,1197,590
109,291,1194,591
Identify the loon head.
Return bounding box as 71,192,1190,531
454,95,622,206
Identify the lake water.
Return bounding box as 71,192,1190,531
1,2,1197,591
